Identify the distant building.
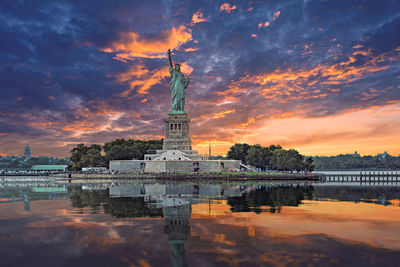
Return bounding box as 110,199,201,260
377,151,390,159
24,144,32,159
31,165,68,172
346,151,360,157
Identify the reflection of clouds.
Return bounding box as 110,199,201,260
190,216,400,265
1,193,400,265
203,200,400,250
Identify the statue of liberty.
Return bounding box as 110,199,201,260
167,49,190,114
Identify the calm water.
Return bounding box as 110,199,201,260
1,177,400,266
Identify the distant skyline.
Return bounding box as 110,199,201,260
0,1,399,157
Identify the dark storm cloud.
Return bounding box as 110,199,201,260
0,0,399,156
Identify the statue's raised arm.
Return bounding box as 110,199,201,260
167,49,173,69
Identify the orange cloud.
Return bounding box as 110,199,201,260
180,62,194,76
258,21,270,28
251,34,257,38
212,109,235,119
193,46,400,156
360,88,380,101
102,25,192,59
121,66,169,96
48,100,127,137
352,49,371,57
272,10,280,21
184,47,199,52
220,3,236,13
191,10,207,24
303,43,313,55
238,117,255,128
220,46,397,103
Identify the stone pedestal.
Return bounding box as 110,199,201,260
163,113,192,150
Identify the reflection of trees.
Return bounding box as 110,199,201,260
68,187,108,209
227,185,314,213
68,187,163,218
314,186,400,206
103,197,163,218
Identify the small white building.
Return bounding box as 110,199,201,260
82,167,107,172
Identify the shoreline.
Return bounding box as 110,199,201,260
51,172,320,181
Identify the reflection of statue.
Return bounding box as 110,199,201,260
24,194,30,212
167,49,190,114
164,203,191,267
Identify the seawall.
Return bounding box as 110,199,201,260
52,172,320,181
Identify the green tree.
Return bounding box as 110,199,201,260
245,145,271,171
270,149,305,172
70,144,106,170
227,143,251,163
304,157,315,172
103,139,162,161
287,149,305,172
81,147,106,167
312,154,400,170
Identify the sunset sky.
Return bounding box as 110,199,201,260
0,0,399,157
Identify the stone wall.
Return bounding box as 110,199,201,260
110,159,240,173
146,161,167,173
109,160,143,172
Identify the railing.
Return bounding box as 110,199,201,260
319,171,400,183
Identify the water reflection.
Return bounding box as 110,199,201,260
66,183,315,218
1,181,400,266
164,203,191,267
23,194,30,212
314,185,400,206
227,185,313,213
66,183,316,267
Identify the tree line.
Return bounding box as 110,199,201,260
69,139,163,170
0,156,70,170
313,155,400,170
226,143,314,172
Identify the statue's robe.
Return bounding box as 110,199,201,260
169,67,189,111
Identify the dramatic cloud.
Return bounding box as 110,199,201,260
191,10,207,25
219,3,236,14
0,0,399,157
272,10,281,21
102,25,192,59
258,21,270,28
